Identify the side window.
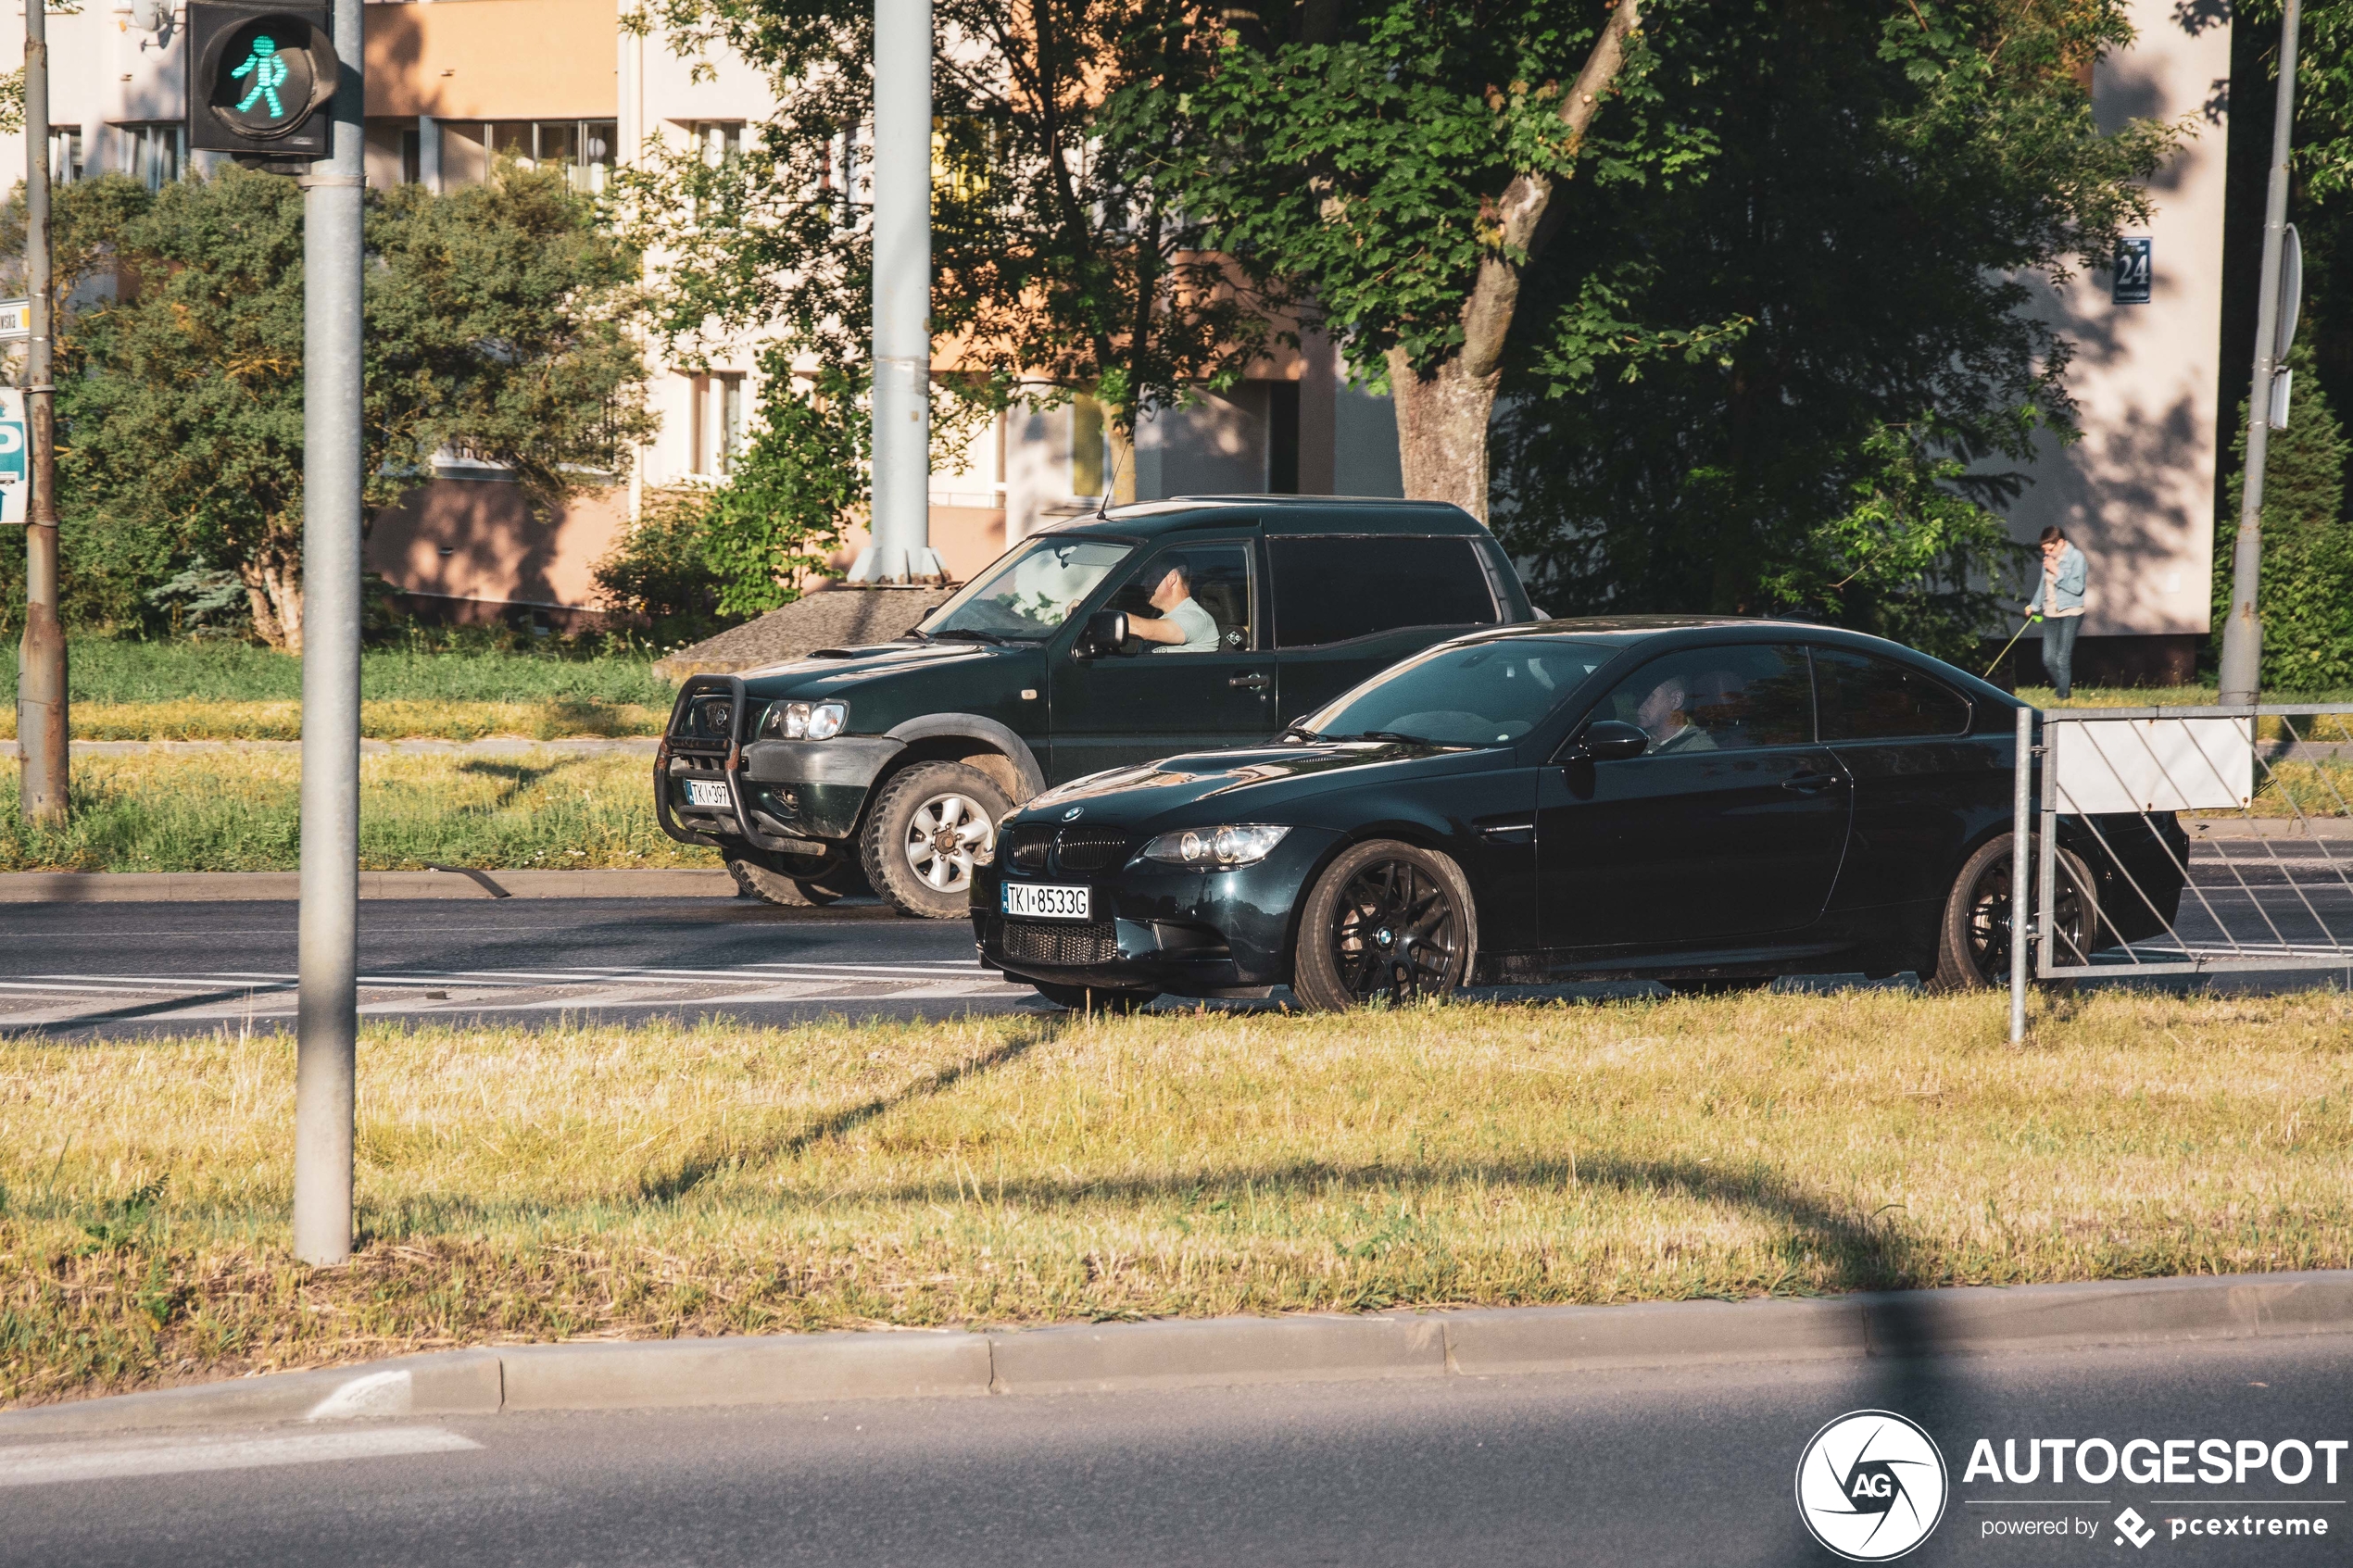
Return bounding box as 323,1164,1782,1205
1270,535,1498,647
1813,648,1970,740
1100,542,1254,653
1593,645,1815,753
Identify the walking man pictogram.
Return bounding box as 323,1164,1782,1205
233,35,290,118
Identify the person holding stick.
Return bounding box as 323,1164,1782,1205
2025,526,2088,699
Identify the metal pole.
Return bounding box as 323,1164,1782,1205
850,0,942,583
18,0,68,826
2217,0,2304,707
2010,704,2032,1043
293,0,365,1267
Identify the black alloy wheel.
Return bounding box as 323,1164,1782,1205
1291,841,1473,1011
1934,833,2099,989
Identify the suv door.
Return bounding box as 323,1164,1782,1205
1268,534,1504,721
1048,536,1277,780
1538,643,1853,952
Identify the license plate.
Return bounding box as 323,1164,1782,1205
684,779,730,809
1003,883,1089,921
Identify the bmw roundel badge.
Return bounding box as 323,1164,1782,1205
1062,807,1084,822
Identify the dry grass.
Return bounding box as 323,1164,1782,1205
0,699,665,743
0,749,713,872
3,988,2348,1407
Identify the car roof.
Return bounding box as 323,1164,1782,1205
1035,495,1490,540
1450,616,2023,706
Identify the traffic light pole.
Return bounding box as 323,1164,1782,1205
2216,0,2303,708
291,0,364,1267
19,0,68,826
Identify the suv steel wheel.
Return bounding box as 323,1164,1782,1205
861,761,1012,919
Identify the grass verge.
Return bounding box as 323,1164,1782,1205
0,749,712,872
2,989,2347,1407
0,699,665,743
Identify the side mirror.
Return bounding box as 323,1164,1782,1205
1078,609,1129,658
1571,720,1649,763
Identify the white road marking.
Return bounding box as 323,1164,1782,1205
0,1425,479,1488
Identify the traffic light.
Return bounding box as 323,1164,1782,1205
185,2,339,165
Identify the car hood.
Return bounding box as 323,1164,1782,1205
736,639,1002,699
1018,742,1502,828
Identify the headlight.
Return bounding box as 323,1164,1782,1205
760,700,849,740
1139,824,1291,868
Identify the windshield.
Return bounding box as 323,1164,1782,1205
1300,637,1615,746
917,538,1133,642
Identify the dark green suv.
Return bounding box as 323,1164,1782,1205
654,496,1536,916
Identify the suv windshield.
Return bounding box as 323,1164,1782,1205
917,538,1133,643
1300,637,1614,746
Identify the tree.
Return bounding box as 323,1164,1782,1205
618,0,1275,597
50,164,652,649
2213,345,2353,688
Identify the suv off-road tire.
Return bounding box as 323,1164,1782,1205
1290,839,1475,1012
1932,832,2101,990
861,760,1012,919
727,855,856,908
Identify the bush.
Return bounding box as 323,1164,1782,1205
2213,345,2353,690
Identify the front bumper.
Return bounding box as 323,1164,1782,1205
971,827,1341,997
656,735,902,852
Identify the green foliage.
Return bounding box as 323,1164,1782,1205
46,165,653,647
2214,346,2353,690
1473,0,2171,646
700,357,867,618
619,0,1266,433
592,486,735,647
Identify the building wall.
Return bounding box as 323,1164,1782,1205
2002,0,2233,681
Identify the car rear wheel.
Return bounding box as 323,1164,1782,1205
1933,833,2100,990
860,761,1010,919
1290,840,1474,1012
1031,981,1158,1014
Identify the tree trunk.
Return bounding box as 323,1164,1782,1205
1387,0,1642,524
241,552,305,653
1388,347,1503,520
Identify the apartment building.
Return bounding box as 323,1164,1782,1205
8,0,1405,630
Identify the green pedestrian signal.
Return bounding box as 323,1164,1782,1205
232,35,291,119
186,3,338,164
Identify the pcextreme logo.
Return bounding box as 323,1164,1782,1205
1797,1410,1953,1562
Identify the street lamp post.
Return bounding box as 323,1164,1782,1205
19,0,69,826
2215,0,2305,708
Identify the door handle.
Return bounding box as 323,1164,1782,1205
1782,771,1842,794
1228,672,1271,691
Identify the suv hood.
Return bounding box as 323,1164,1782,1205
1017,742,1500,828
736,639,999,700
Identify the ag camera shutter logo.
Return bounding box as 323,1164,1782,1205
1795,1410,1949,1561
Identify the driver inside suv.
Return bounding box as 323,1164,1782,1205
1126,560,1224,654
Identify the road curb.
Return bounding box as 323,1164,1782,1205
4,1270,2347,1438
0,869,736,902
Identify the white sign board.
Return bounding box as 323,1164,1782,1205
0,300,26,342
2052,717,2252,813
0,388,22,524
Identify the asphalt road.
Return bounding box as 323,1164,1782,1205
4,1334,2348,1566
4,842,2352,1039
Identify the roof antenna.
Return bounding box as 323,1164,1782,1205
1097,433,1124,519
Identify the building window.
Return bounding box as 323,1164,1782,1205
402,128,422,187
48,130,83,185
477,119,619,194
122,123,184,192
686,372,747,478
691,122,745,164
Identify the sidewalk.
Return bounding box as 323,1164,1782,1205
0,868,735,902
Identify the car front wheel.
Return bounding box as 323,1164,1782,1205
1933,832,2100,989
1290,840,1474,1012
860,761,1011,919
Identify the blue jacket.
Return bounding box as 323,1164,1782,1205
2029,544,2087,615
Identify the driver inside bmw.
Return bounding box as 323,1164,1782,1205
1637,669,1746,753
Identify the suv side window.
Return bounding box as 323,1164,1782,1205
1813,647,1970,740
1270,534,1497,647
1099,542,1255,652
1591,644,1815,753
